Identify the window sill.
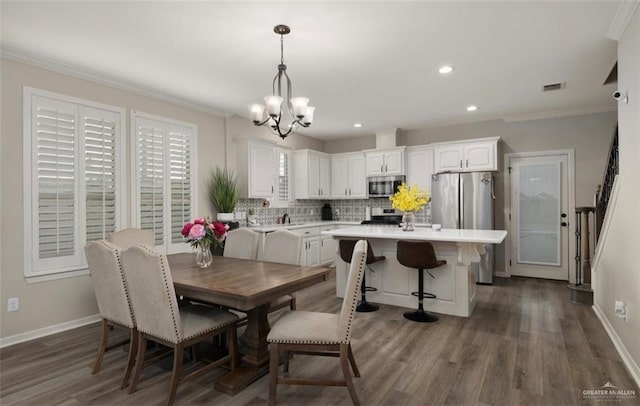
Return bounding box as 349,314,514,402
25,268,90,284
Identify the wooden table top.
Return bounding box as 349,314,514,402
167,253,331,311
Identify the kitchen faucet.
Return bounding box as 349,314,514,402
281,213,290,224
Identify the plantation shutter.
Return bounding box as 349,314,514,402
132,112,196,253
33,96,81,270
135,117,166,246
26,89,123,277
168,125,193,245
83,107,119,243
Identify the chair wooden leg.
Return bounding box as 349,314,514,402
347,344,360,377
283,351,290,373
129,333,147,394
120,327,138,389
268,343,280,406
92,319,110,374
167,343,184,406
340,344,360,406
290,296,296,310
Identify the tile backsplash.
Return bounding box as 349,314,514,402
234,198,430,226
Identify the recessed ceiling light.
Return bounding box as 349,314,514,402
466,105,478,112
353,123,363,128
438,65,454,74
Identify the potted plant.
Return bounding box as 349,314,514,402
208,167,238,222
247,208,258,226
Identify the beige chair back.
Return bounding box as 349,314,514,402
338,240,367,343
259,229,303,265
223,228,260,260
108,228,154,250
120,245,183,344
85,241,135,328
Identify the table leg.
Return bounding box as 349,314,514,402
215,303,271,395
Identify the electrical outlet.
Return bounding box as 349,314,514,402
7,297,19,312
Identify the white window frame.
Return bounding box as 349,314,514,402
23,87,126,281
270,146,293,208
130,111,198,254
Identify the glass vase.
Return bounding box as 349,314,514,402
402,212,416,232
195,244,213,268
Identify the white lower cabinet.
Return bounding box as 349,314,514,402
291,225,338,266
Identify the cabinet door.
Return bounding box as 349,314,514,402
383,150,404,175
348,154,368,198
366,152,385,176
464,141,496,171
319,156,331,198
308,154,321,198
306,238,321,267
406,147,434,192
320,236,334,265
434,146,464,173
331,156,349,198
249,143,276,197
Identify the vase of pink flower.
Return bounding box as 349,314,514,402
181,217,229,268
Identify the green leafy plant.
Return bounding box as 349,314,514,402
208,167,238,213
248,208,255,215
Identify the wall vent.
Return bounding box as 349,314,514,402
542,82,566,92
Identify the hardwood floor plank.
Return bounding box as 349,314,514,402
1,272,637,406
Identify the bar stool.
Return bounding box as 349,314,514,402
339,239,385,312
396,241,446,322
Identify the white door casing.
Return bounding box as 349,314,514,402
505,151,575,281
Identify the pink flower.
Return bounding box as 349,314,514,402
212,221,228,238
193,217,206,225
181,222,193,237
188,224,206,240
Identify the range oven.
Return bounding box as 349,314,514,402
367,175,405,197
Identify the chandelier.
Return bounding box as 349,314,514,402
248,25,315,140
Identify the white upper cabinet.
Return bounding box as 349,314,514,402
331,152,367,199
434,137,498,173
236,139,276,199
294,150,331,199
365,147,405,176
406,146,434,192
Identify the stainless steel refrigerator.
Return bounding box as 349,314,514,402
431,172,495,284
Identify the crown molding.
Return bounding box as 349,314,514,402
0,47,232,118
502,105,616,123
606,1,640,41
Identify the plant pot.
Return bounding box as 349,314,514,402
217,212,234,222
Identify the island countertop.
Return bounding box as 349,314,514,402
322,225,507,244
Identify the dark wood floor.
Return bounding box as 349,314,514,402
1,272,638,405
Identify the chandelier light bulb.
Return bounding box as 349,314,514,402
303,106,315,125
291,97,310,118
248,104,266,123
264,96,283,117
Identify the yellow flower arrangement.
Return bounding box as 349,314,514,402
389,183,430,212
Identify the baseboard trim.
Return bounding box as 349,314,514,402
0,314,100,349
593,303,640,388
495,271,509,278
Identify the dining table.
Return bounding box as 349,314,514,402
167,253,331,395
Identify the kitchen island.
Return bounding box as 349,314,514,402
322,226,507,317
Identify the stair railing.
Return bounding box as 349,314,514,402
595,125,619,243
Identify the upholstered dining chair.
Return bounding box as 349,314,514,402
259,229,304,311
85,240,137,389
267,240,368,406
223,228,260,260
120,245,239,406
108,228,154,250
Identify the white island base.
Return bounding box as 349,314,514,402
323,226,507,318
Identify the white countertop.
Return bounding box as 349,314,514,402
247,221,360,233
322,225,507,244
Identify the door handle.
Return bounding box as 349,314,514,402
271,185,274,194
380,164,383,172
561,213,567,218
460,160,463,168
466,159,469,168
345,188,348,195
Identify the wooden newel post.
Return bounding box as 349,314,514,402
575,207,595,285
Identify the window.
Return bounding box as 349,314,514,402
271,146,292,208
131,111,197,254
23,87,125,279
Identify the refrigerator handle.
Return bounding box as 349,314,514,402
459,175,464,229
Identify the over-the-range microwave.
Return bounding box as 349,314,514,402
367,175,405,197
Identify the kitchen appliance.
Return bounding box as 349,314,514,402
361,208,402,226
321,203,333,220
431,172,495,284
367,175,405,197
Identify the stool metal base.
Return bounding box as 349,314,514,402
403,309,439,323
356,301,379,312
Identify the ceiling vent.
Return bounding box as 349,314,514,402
542,82,567,92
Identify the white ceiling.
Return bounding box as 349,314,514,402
1,1,621,140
